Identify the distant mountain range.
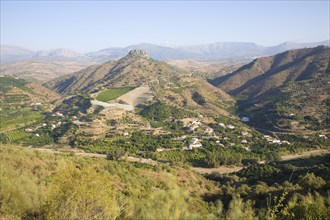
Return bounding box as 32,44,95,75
1,40,329,63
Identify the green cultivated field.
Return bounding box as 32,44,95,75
95,87,135,102
0,108,42,131
5,131,31,141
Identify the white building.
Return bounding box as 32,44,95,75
272,139,281,144
241,117,250,122
218,123,226,128
189,138,202,149
319,134,327,139
227,125,235,129
241,131,249,136
204,127,214,135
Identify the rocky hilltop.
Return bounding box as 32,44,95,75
128,49,149,58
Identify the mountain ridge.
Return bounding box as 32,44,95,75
2,40,329,63
212,46,330,132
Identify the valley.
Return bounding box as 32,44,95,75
1,47,329,219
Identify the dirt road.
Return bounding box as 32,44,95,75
28,147,329,174
192,149,330,175
191,166,243,174
281,149,330,161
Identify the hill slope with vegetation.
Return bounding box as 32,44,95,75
0,76,59,132
212,46,330,132
1,145,329,219
45,50,234,116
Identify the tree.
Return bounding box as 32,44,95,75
300,173,326,190
265,151,281,162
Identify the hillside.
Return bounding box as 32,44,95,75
0,76,60,134
2,143,329,219
45,50,233,116
213,46,330,132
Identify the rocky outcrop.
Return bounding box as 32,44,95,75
128,50,149,58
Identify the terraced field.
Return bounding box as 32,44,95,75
0,108,42,132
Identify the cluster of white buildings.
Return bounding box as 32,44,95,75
217,122,236,130
263,135,290,145
188,121,202,131
182,138,203,151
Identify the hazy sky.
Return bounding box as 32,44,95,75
1,1,329,52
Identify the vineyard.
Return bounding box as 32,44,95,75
5,131,31,141
96,87,135,102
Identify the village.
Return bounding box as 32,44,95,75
22,99,328,158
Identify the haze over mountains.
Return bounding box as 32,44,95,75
2,40,329,63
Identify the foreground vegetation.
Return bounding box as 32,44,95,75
1,145,329,219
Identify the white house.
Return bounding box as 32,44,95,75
272,139,281,144
189,125,198,131
189,138,202,149
204,127,214,135
227,125,235,129
123,132,129,136
241,131,249,136
55,112,64,117
241,117,250,122
218,123,226,128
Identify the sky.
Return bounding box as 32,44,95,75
1,1,329,52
